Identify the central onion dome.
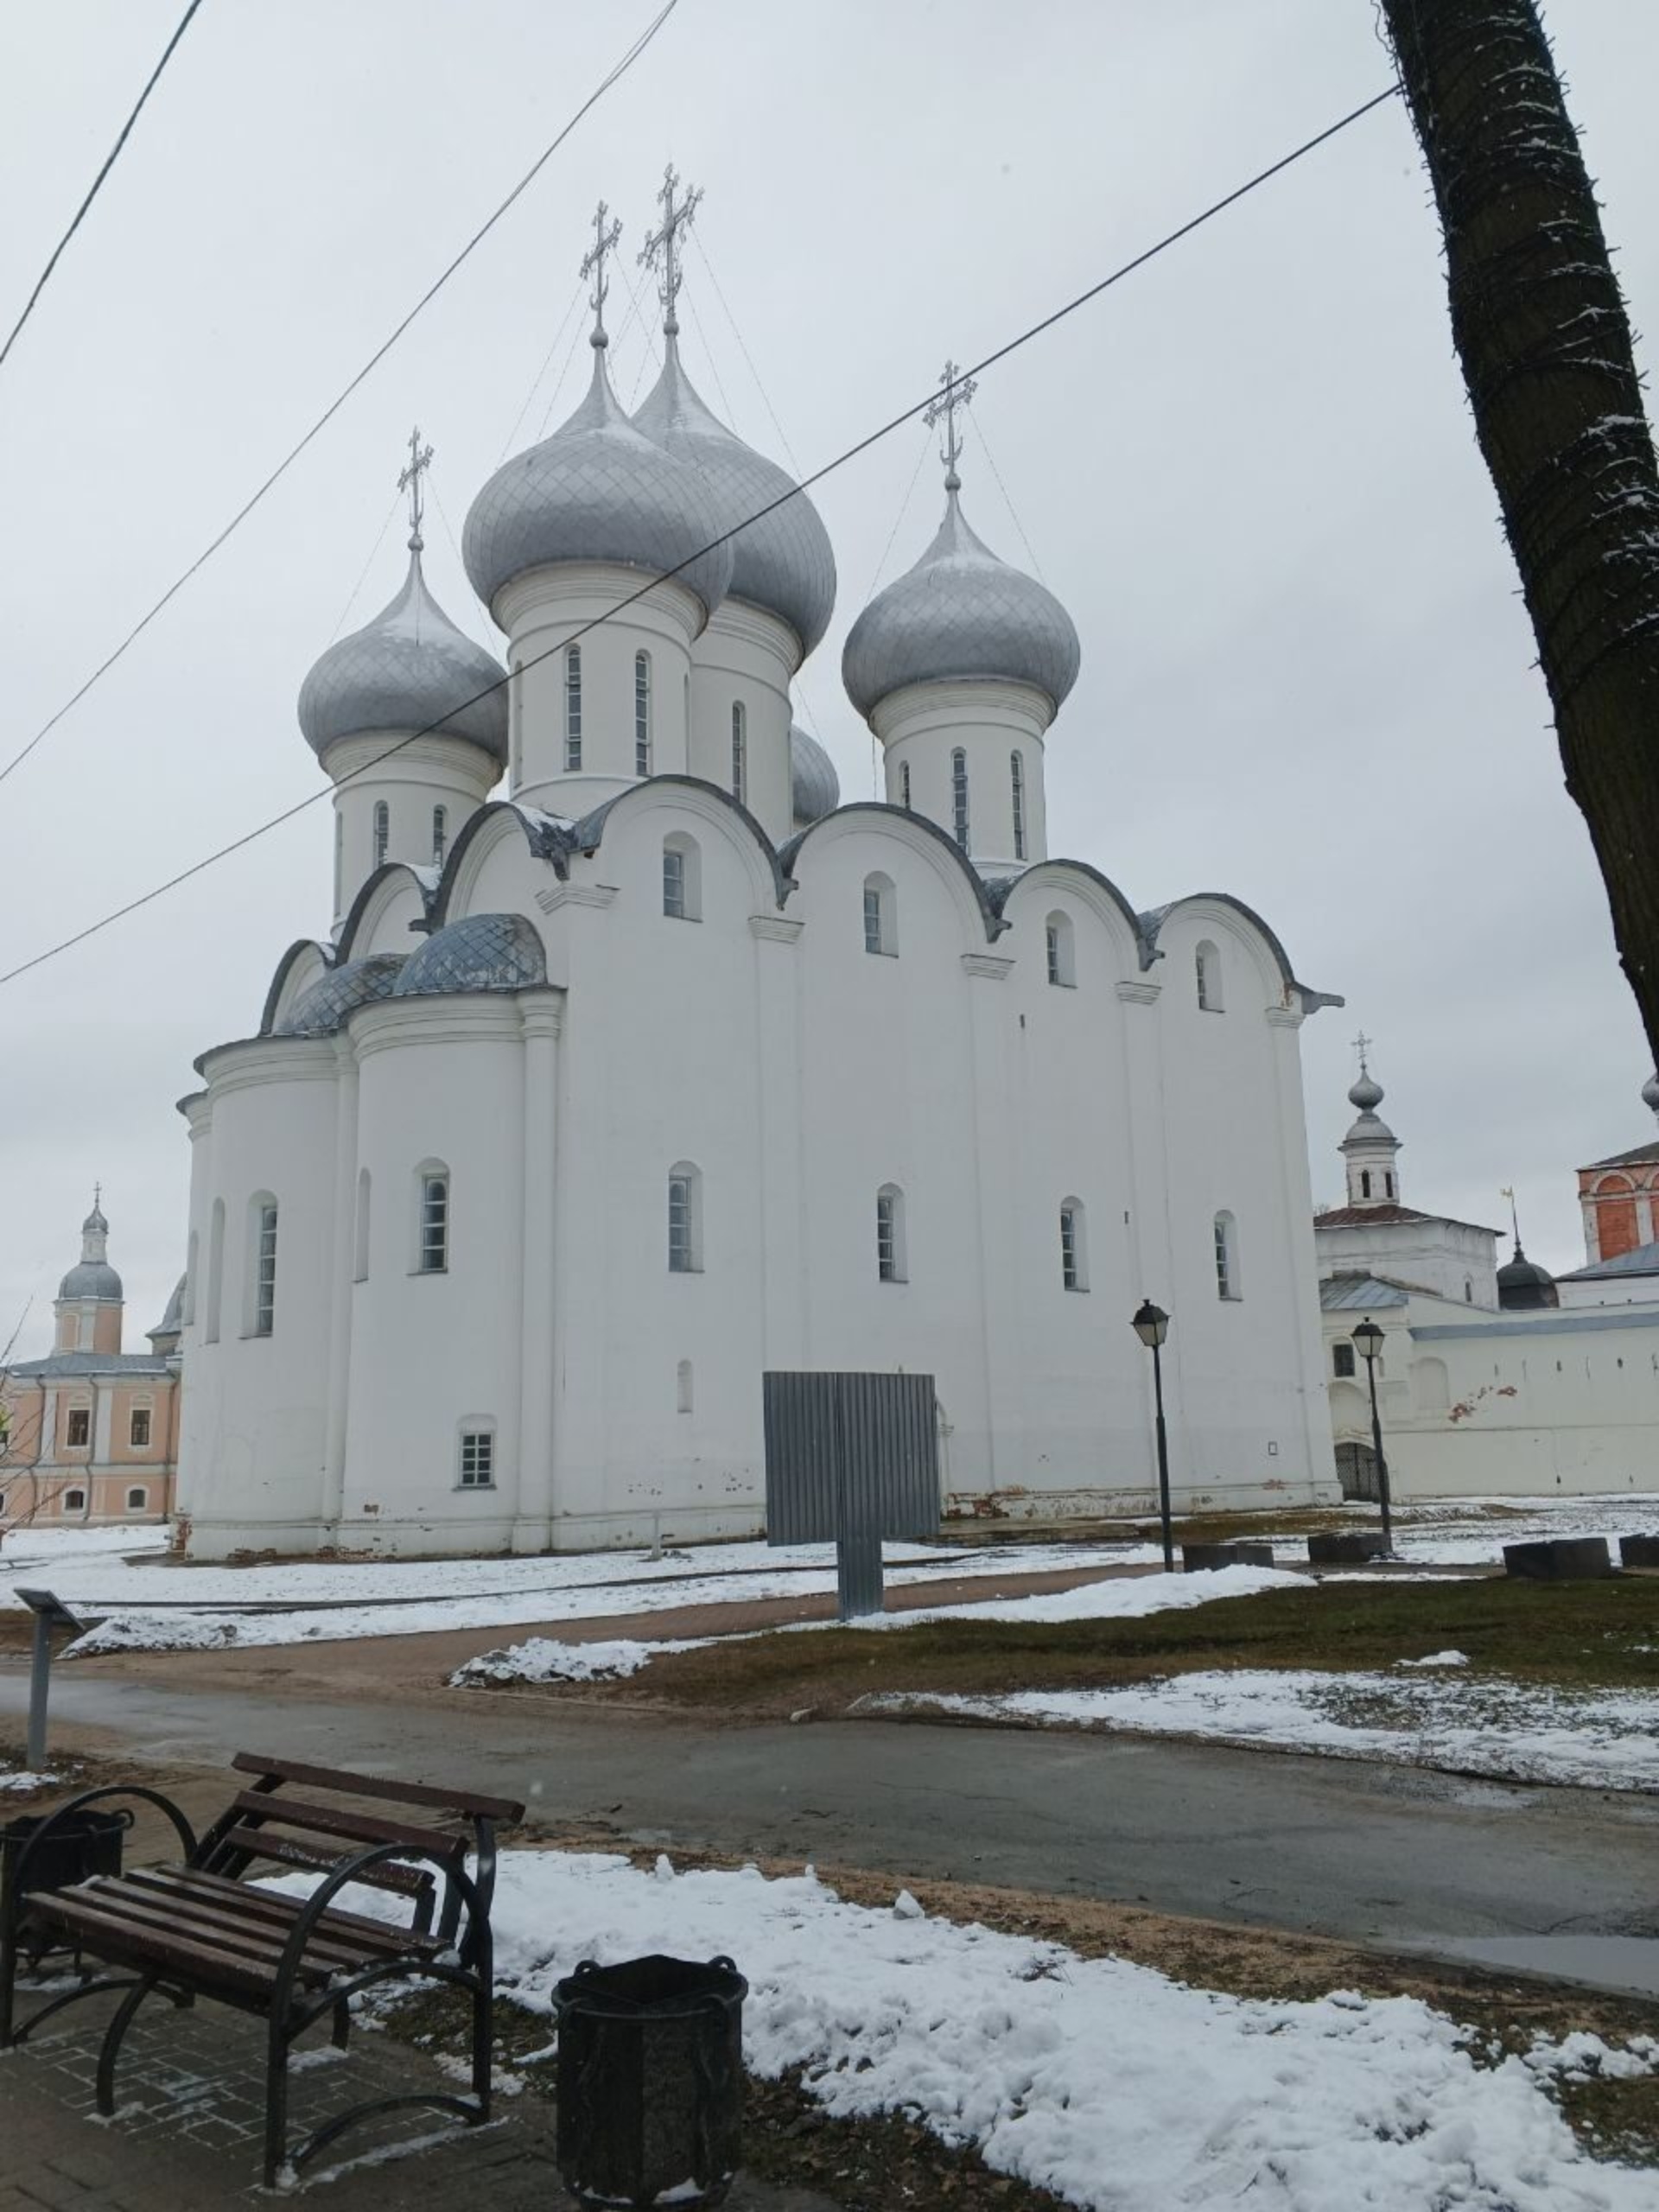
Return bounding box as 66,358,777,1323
1498,1241,1559,1312
789,721,840,827
298,542,508,761
463,337,734,625
1344,1062,1397,1146
632,339,836,658
842,477,1080,723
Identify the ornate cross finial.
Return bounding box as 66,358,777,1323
397,425,434,552
1352,1029,1374,1071
923,359,977,490
92,1179,101,1209
1500,1184,1522,1248
581,200,624,347
639,163,702,338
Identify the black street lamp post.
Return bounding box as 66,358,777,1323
1351,1316,1395,1555
1132,1299,1173,1572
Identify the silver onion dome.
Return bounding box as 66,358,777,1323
298,544,509,761
842,482,1080,723
1348,1068,1384,1113
632,340,836,657
789,722,839,827
275,954,408,1038
59,1260,122,1301
393,912,547,1000
463,342,734,624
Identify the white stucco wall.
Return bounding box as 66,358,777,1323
1315,1216,1501,1309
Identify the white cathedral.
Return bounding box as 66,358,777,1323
174,182,1343,1560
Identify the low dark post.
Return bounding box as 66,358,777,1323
1351,1319,1395,1556
1132,1300,1174,1572
14,1590,86,1773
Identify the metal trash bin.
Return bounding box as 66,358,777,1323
554,1953,747,2209
1,1809,131,1909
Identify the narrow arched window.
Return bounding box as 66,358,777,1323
62,1488,86,1516
1059,1199,1088,1291
677,1357,694,1414
863,872,897,957
126,1486,148,1513
876,1185,907,1283
432,804,447,866
1361,1170,1372,1198
900,761,912,810
353,1168,372,1283
206,1198,226,1344
416,1165,449,1274
564,644,582,770
731,701,747,803
184,1229,199,1326
249,1195,278,1337
1385,1172,1395,1198
1214,1210,1239,1300
1010,751,1027,861
668,1162,702,1274
635,651,652,776
663,832,701,920
1045,911,1075,988
373,801,390,869
951,748,969,851
334,813,344,906
1196,940,1223,1012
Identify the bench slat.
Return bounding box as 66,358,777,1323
228,1792,467,1859
31,1895,286,2003
142,1866,440,1955
212,1826,434,1899
68,1882,351,1980
113,1874,377,1973
231,1751,523,1823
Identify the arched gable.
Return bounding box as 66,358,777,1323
430,801,566,929
334,861,439,961
783,801,1004,944
570,776,791,914
258,940,331,1036
1141,893,1341,1014
995,860,1147,975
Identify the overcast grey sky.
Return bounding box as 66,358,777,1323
3,0,1655,1356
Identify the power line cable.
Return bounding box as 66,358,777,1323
0,0,681,793
0,82,1400,992
0,0,206,375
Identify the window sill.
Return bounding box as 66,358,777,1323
454,1484,497,1494
411,1267,449,1278
1064,1284,1090,1294
1047,978,1077,990
664,912,702,925
865,947,898,960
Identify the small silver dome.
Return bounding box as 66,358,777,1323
842,483,1080,722
298,545,508,761
463,345,734,622
276,954,408,1037
1348,1068,1384,1112
393,912,546,1000
1643,1072,1659,1117
60,1260,122,1302
633,342,836,656
790,722,839,826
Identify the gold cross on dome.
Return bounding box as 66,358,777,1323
397,426,433,550
581,200,624,343
923,359,977,487
639,163,702,334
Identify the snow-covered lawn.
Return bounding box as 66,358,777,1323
322,1847,1659,2210
0,1764,57,1793
874,1667,1659,1792
1378,1493,1659,1567
0,1531,1147,1656
452,1563,1305,1688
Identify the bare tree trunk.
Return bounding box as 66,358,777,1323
1380,1,1659,1062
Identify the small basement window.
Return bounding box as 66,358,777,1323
458,1431,495,1489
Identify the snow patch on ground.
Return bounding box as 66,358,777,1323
0,1767,58,1792
303,1847,1659,2210
874,1670,1659,1791
452,1637,702,1687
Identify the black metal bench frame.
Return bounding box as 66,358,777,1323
0,1752,524,2187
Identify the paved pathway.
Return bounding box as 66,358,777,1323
0,1986,833,2209
5,1669,1656,1947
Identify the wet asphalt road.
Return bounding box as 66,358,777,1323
3,1664,1655,1948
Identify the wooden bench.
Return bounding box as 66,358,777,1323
0,1753,524,2186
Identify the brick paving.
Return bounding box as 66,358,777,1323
0,1985,836,2207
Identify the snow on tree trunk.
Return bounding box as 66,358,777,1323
1381,0,1659,1061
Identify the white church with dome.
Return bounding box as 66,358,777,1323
173,181,1342,1560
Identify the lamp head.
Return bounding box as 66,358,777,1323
1351,1317,1384,1362
1132,1298,1169,1350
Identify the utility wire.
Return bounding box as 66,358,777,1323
0,0,206,375
690,231,806,478
0,82,1400,993
0,0,681,792
494,277,586,466
326,493,404,644
972,412,1048,583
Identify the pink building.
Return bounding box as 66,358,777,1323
0,1198,181,1531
